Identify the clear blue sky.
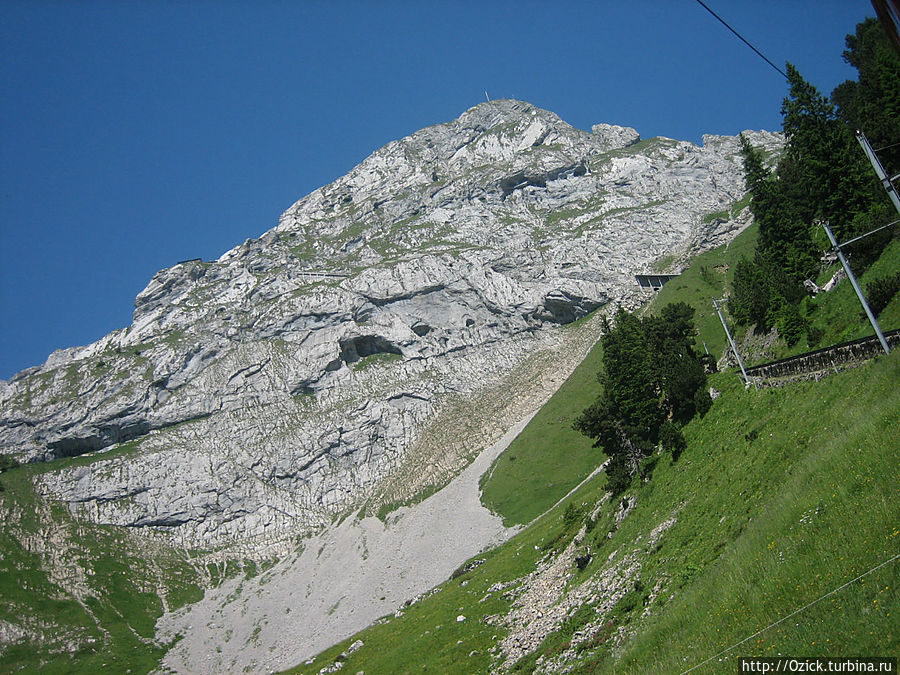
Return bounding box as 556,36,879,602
0,0,876,379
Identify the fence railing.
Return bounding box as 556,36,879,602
744,328,900,383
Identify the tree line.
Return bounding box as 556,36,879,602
732,18,900,344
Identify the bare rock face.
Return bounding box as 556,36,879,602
0,100,782,551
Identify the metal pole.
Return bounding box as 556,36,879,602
713,298,751,386
856,130,900,216
822,221,891,355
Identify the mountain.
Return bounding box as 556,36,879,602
0,100,780,558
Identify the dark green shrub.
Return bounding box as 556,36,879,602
0,454,19,473
659,421,687,461
693,385,713,418
865,271,900,316
776,302,807,347
604,456,634,495
806,325,825,348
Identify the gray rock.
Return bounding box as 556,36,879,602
591,123,640,150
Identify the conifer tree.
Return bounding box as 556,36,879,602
832,18,900,178
574,305,709,493
734,52,891,335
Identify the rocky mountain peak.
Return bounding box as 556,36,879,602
0,101,782,552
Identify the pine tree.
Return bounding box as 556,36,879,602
833,18,900,178
739,133,776,228
643,302,710,424
600,308,663,435
831,17,899,266
780,64,880,244
574,305,709,493
738,61,885,291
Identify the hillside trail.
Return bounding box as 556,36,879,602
155,412,536,675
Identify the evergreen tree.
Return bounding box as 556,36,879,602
739,133,777,228
779,64,885,249
771,64,855,278
730,250,801,333
774,302,807,347
643,302,710,424
730,257,769,329
832,18,900,179
574,305,709,493
831,17,899,267
735,53,892,340
741,63,884,285
600,308,664,436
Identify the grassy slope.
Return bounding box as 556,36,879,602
603,360,898,673
479,326,604,526
0,447,204,674
282,226,899,675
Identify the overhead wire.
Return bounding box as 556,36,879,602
679,552,900,675
679,5,896,670
694,0,789,80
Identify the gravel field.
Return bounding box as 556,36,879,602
155,414,531,675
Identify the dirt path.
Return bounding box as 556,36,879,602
156,414,534,675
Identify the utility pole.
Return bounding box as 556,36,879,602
822,221,891,355
856,130,900,216
712,298,751,387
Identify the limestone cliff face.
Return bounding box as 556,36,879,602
0,100,782,551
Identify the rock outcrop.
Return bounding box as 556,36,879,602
0,99,782,551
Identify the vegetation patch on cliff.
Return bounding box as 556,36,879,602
0,450,204,674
